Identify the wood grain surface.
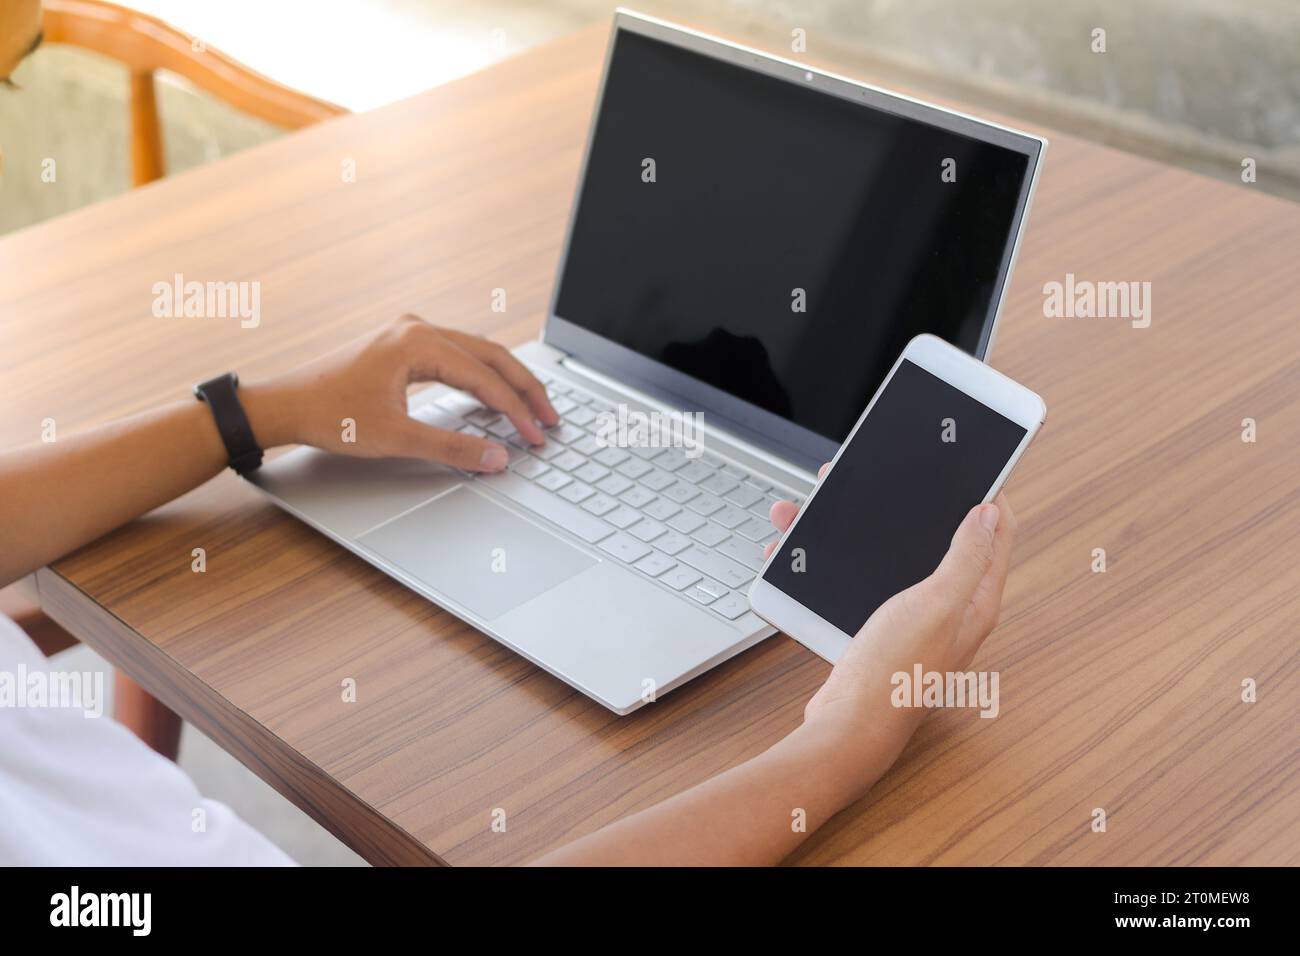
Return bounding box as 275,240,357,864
2,24,1297,866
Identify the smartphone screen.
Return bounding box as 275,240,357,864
764,359,1029,635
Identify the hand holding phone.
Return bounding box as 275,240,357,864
749,334,1045,662
762,486,1020,803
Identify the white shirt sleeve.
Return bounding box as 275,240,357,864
0,614,295,866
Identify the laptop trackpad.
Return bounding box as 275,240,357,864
358,485,597,621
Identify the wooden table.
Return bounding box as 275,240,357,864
3,24,1297,866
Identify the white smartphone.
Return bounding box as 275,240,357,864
748,334,1046,662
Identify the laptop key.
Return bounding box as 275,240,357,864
687,493,723,516
596,474,634,497
667,511,706,534
660,566,703,590
535,470,572,492
684,586,717,605
457,424,487,438
550,396,577,415
699,474,738,497
711,505,750,529
558,481,595,504
547,423,584,444
465,408,500,428
639,469,676,492
642,498,680,521
479,471,614,544
628,518,668,543
437,393,481,417
411,405,464,430
691,523,730,548
628,443,663,459
567,406,598,426
573,462,610,484
581,494,619,517
677,461,713,484
655,531,692,556
750,493,783,518
552,450,587,472
511,457,550,480
724,485,765,509
710,592,750,620
531,441,565,461
594,447,630,467
736,517,777,542
486,418,518,439
571,434,603,455
617,457,653,479
604,506,642,530
677,545,753,589
634,551,676,578
619,485,656,509
654,449,689,472
697,577,729,599
663,482,700,505
598,533,652,564
717,535,765,571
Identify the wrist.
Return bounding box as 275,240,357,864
777,712,919,811
237,380,300,449
767,721,883,814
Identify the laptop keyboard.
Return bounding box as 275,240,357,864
411,371,804,627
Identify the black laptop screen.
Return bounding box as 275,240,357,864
552,29,1034,444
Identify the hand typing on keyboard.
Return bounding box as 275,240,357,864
261,314,557,473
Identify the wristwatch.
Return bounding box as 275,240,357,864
193,372,264,476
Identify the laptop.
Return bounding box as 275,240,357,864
249,9,1046,714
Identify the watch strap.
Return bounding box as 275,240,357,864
193,372,264,476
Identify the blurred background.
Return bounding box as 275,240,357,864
3,0,1298,238
1,0,1296,864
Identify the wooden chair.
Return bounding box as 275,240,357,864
2,0,347,758
42,0,347,186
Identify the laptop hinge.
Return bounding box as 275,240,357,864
558,356,817,487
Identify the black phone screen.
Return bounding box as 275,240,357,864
764,360,1028,635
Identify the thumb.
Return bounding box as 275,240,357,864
398,421,510,472
928,502,1000,610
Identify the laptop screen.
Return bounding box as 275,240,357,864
551,25,1038,458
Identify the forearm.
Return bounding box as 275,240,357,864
531,724,881,866
0,383,293,588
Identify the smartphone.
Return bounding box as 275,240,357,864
748,334,1046,662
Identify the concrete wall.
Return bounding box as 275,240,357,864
620,0,1300,195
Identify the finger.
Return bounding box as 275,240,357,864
769,499,799,532
982,494,1017,601
410,332,546,444
957,495,1018,652
928,502,1000,612
818,462,831,479
397,421,510,472
439,329,559,426
765,466,828,555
